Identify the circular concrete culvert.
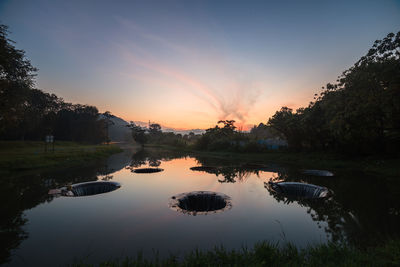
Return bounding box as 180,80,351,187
266,181,331,200
169,191,232,215
190,166,218,172
61,181,121,197
132,168,164,173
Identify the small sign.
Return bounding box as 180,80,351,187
45,135,54,143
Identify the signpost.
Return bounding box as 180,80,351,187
45,135,54,152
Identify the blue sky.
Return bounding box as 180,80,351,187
1,0,399,129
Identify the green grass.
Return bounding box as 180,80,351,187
0,141,122,173
72,239,400,266
145,144,400,177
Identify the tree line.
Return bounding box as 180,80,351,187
0,25,108,143
127,122,193,147
128,31,400,155
128,119,284,152
268,31,400,155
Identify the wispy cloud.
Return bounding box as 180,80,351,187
115,17,262,128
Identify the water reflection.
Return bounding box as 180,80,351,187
190,165,252,183
1,147,399,265
266,170,400,246
128,148,187,169
0,161,113,264
191,156,285,184
126,148,400,247
189,163,278,184
0,177,29,265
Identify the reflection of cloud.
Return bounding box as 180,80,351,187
115,17,262,127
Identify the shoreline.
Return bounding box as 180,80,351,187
144,144,400,178
0,141,123,174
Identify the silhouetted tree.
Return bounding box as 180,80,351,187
103,111,114,144
194,120,250,151
0,24,37,139
149,123,161,135
127,121,147,146
268,31,400,154
0,24,108,143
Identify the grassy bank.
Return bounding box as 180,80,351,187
73,239,400,266
0,141,122,173
145,144,400,177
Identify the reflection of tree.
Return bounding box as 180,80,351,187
100,174,113,181
265,182,352,243
265,171,400,246
96,147,138,175
0,177,29,264
0,212,28,264
130,158,147,168
207,167,253,183
0,161,109,264
1,147,181,263
148,158,161,167
217,167,240,183
192,156,284,184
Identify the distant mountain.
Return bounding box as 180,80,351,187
100,114,205,142
99,114,133,143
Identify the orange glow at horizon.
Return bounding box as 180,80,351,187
108,89,309,131
34,16,339,131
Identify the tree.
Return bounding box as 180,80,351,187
149,123,162,135
218,120,236,132
250,123,284,140
127,121,147,146
194,120,250,151
103,111,114,144
0,24,108,144
267,107,305,150
0,25,37,85
267,31,400,154
0,24,37,138
148,123,162,143
54,105,106,143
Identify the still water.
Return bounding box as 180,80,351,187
1,147,399,266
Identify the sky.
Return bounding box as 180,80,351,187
1,0,399,130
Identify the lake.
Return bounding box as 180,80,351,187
1,147,399,266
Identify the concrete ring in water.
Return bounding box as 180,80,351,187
133,168,164,173
267,181,331,199
169,191,232,215
63,181,121,197
190,166,218,172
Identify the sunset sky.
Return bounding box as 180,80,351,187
1,0,399,130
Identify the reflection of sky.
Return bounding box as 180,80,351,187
1,0,399,129
15,156,328,266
